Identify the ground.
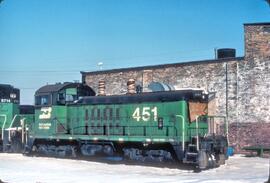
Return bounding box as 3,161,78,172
0,154,268,183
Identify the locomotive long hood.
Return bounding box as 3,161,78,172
74,90,211,105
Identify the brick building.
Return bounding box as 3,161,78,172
81,23,270,151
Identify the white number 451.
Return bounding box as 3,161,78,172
132,107,157,122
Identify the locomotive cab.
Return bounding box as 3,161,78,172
0,84,20,104
35,82,95,106
33,82,95,138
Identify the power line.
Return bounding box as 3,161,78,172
0,52,214,73
19,88,37,90
0,47,219,72
0,46,239,74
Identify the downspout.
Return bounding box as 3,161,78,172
225,63,228,122
236,62,239,148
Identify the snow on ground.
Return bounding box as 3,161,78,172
0,153,268,183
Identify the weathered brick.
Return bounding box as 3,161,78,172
82,23,270,151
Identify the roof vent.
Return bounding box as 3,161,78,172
217,48,236,59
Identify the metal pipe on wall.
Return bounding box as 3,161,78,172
236,62,239,148
225,63,228,121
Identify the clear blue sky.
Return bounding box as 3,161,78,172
0,0,270,104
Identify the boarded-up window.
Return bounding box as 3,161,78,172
189,102,208,122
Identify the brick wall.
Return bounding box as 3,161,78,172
82,23,270,151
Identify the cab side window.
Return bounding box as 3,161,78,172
58,93,65,105
36,95,51,106
41,96,48,105
65,88,78,103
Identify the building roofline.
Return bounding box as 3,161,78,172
81,57,244,75
244,22,270,26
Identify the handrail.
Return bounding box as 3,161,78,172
207,115,228,145
54,117,68,133
195,116,199,151
176,115,185,152
8,114,19,141
68,125,178,137
56,115,179,137
8,114,20,129
52,116,181,139
0,114,7,140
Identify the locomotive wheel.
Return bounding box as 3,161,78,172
198,150,208,170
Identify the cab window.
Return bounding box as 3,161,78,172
57,92,65,105
41,96,49,105
35,95,51,106
65,88,77,102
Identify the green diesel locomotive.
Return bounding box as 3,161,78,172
24,82,228,169
0,84,34,152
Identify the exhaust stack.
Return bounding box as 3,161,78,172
127,79,136,94
98,80,106,96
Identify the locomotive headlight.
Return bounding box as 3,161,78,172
10,93,16,99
